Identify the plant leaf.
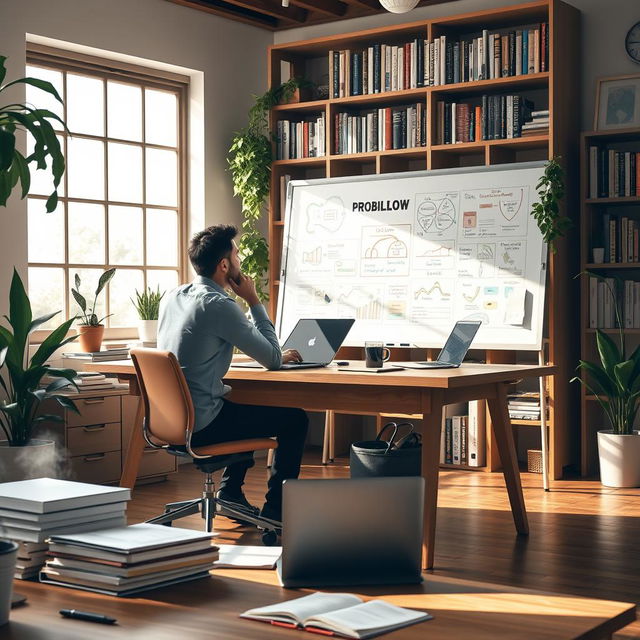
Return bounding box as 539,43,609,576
28,310,61,334
2,77,63,103
95,268,116,296
596,329,621,376
52,394,79,414
71,287,87,313
0,128,16,171
30,317,76,367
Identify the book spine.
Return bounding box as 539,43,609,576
635,283,640,329
501,34,509,77
527,29,535,73
589,277,598,328
460,416,468,466
445,417,452,464
440,35,446,84
533,28,540,73
541,22,547,72
515,31,522,76
481,29,488,80
453,42,460,84
452,416,461,465
384,108,392,151
522,29,528,74
373,44,381,93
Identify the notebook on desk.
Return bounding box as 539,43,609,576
232,318,354,370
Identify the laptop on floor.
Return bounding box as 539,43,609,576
277,477,424,587
232,318,355,370
395,320,481,369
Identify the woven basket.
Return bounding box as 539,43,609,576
527,449,543,474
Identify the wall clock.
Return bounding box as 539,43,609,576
626,21,640,63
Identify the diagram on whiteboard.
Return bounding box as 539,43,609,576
278,163,547,350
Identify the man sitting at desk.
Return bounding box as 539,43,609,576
157,224,308,526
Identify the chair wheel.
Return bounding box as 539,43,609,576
261,530,278,546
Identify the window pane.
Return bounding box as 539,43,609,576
28,268,65,329
145,89,177,146
68,203,105,264
27,134,65,197
25,66,64,131
28,199,64,263
66,73,104,136
109,206,143,264
107,81,142,141
109,268,143,327
145,148,177,206
146,209,178,266
108,143,142,203
71,268,106,324
67,138,104,200
147,269,179,294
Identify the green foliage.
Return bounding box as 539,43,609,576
531,156,571,253
131,286,165,320
71,268,116,326
0,269,79,446
228,77,311,299
0,56,67,212
572,273,640,435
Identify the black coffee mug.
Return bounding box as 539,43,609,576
365,341,391,368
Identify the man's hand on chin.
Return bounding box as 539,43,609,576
228,274,260,308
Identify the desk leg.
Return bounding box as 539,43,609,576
487,382,529,535
120,395,145,489
421,389,445,571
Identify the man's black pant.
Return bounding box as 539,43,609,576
191,399,308,511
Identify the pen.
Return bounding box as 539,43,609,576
59,609,118,625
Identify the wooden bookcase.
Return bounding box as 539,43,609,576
579,128,640,476
267,0,580,479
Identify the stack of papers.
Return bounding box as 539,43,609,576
0,478,130,579
214,544,282,569
41,523,218,596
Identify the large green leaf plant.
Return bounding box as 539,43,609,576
0,56,66,212
228,77,310,299
0,269,79,446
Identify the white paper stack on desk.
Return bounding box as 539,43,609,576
0,478,130,579
41,523,218,596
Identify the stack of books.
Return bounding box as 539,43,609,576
588,276,640,329
440,402,485,467
275,114,326,161
0,478,130,579
589,147,640,199
508,392,541,421
521,109,549,136
40,371,116,393
41,523,218,596
62,348,129,362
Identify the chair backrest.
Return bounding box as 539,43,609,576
130,349,195,445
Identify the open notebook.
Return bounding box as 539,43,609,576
241,591,431,639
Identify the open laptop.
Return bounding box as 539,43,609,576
232,318,355,370
395,320,481,369
277,477,424,587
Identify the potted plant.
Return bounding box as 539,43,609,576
573,276,640,487
71,268,116,353
0,55,66,212
131,286,165,343
0,269,79,482
228,77,310,299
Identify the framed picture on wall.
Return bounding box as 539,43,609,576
594,74,640,130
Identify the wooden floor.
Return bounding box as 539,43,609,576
130,449,640,639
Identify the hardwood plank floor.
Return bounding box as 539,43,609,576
129,449,640,639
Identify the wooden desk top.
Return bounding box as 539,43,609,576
87,360,555,389
8,570,634,640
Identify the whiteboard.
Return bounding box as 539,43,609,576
276,161,547,351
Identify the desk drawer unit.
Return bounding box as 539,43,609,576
67,422,121,457
137,448,176,477
71,450,121,484
67,396,121,427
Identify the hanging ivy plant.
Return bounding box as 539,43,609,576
228,77,310,299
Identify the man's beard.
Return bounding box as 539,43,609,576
228,263,242,284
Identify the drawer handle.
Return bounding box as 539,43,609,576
83,453,106,462
83,398,105,405
82,425,106,432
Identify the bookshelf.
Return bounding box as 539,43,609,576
580,128,640,476
267,0,580,478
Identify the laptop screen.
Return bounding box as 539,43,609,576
282,319,355,363
437,320,481,365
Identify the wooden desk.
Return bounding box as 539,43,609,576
87,360,554,570
8,570,634,639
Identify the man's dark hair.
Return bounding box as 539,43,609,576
188,225,238,276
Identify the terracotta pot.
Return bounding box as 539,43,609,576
0,540,17,626
597,430,640,488
77,324,104,352
0,440,57,482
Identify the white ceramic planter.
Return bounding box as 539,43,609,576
0,540,17,626
0,440,57,483
137,319,158,343
597,430,640,488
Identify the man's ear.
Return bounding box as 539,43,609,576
219,258,229,274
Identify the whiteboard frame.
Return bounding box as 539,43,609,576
276,161,548,352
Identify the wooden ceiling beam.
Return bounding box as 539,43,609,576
290,0,347,17
168,0,278,29
222,0,308,22
342,0,380,10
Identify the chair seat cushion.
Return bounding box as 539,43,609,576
191,437,277,458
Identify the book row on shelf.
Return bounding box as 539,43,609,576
598,213,639,264
440,403,485,467
334,103,427,155
588,147,640,199
436,96,545,144
328,23,549,99
588,276,640,329
508,391,542,421
276,114,326,160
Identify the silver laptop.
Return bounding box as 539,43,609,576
233,318,354,370
277,477,424,587
396,320,481,370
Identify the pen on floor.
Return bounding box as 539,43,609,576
59,609,118,625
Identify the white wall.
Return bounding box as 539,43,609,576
0,0,272,314
274,0,640,131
